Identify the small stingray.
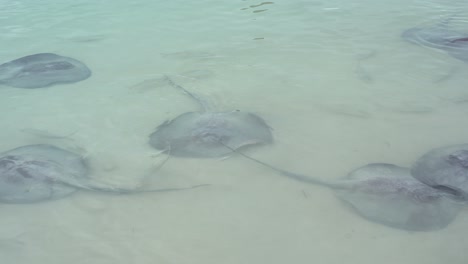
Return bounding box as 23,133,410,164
148,76,273,158
402,20,468,63
0,53,91,88
412,144,468,201
0,144,205,203
234,150,462,231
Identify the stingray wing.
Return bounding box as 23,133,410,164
411,144,468,200
221,111,273,148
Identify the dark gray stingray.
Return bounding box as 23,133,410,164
0,144,205,203
234,150,462,231
0,53,91,88
148,76,273,158
402,21,468,63
412,144,468,201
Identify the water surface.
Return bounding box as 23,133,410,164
1,1,468,263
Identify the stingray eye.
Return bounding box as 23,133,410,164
451,37,468,43
447,150,468,168
0,157,17,169
197,131,225,145
202,132,220,140
16,168,34,179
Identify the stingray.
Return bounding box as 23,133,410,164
0,53,91,88
0,144,205,203
232,149,462,231
148,76,273,158
412,144,468,201
402,20,468,63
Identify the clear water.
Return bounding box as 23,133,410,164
1,0,468,263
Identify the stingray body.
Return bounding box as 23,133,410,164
237,151,461,231
412,144,468,201
0,144,206,203
150,110,272,158
149,76,273,158
0,144,87,203
402,22,468,63
0,53,91,88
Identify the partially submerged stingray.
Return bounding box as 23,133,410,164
0,53,91,88
235,151,462,231
445,38,468,63
149,76,273,158
401,26,465,49
0,144,204,203
412,144,468,201
402,21,468,63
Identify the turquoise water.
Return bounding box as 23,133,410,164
0,0,468,263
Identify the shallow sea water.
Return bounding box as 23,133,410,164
1,0,468,263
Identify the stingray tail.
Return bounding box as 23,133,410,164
163,75,213,112
60,174,209,194
58,148,209,194
219,142,342,188
84,183,210,194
